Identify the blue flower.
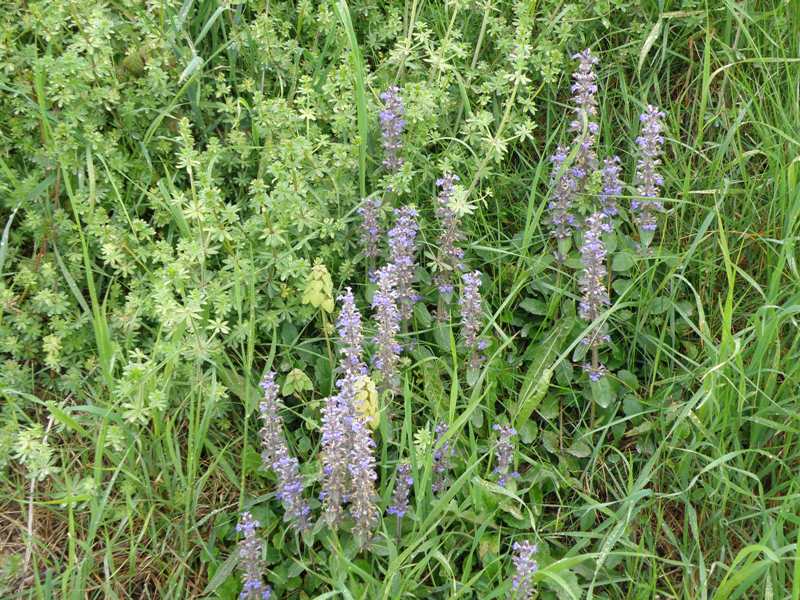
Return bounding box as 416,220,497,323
372,264,402,393
358,196,383,260
258,373,311,531
492,424,519,487
578,212,612,380
387,206,419,320
337,288,367,380
511,540,538,599
235,512,272,600
432,422,455,495
379,86,406,173
387,463,413,518
347,404,378,545
459,271,486,369
633,105,667,231
598,156,623,217
548,49,601,240
434,173,466,298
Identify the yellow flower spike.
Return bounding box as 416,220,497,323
302,262,334,313
353,375,380,430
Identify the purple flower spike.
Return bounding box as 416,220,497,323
633,105,666,231
337,288,367,380
598,156,623,217
322,292,377,537
347,407,378,544
379,86,406,173
259,372,311,531
492,424,519,487
460,271,486,370
579,212,612,380
236,512,272,600
432,422,455,495
547,145,579,241
511,540,538,600
371,264,403,393
388,206,419,320
548,49,600,240
319,389,352,527
579,213,611,323
568,49,600,209
387,463,413,519
570,49,600,126
434,173,466,297
358,197,382,260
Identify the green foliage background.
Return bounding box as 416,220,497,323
1,0,799,598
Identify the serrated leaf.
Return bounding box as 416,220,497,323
479,536,500,560
282,368,313,396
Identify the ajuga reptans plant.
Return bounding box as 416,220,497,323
259,372,311,530
433,173,466,301
511,541,538,600
236,512,272,600
387,206,420,321
542,49,668,381
387,462,413,520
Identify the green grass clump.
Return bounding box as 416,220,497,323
0,1,799,598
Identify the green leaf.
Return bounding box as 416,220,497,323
519,298,547,315
282,368,313,396
0,202,21,278
617,369,639,390
538,395,559,420
542,430,560,454
622,394,643,416
219,368,261,415
413,301,433,327
611,251,635,272
202,548,239,596
649,296,672,314
519,421,538,444
179,54,204,84
612,278,633,295
46,401,88,437
515,318,574,428
590,376,616,408
334,0,368,197
565,437,591,458
638,18,663,74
